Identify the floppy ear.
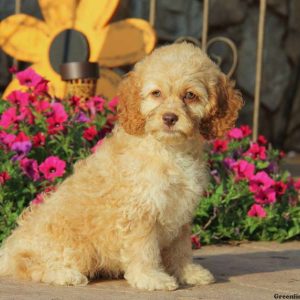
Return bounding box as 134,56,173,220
199,74,243,140
117,72,146,135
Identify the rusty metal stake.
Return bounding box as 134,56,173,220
253,0,267,141
149,0,156,28
202,0,209,52
13,0,21,71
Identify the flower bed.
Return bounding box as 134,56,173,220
192,126,300,246
0,68,117,241
1,69,299,245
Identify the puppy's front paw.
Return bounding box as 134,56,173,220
179,264,215,286
42,268,88,286
125,270,178,291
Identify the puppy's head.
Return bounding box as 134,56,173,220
117,43,243,143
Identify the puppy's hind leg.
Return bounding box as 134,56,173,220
0,248,45,281
0,247,88,286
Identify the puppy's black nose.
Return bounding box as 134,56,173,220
162,112,179,127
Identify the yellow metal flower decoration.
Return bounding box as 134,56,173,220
0,0,156,99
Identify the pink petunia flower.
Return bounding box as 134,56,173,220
68,95,81,108
274,181,287,196
0,107,31,129
51,103,68,121
294,179,300,190
0,131,16,148
249,171,274,192
108,97,119,112
46,102,68,134
31,186,56,205
18,107,32,123
44,186,56,194
240,125,252,137
33,100,51,113
8,66,17,74
20,158,40,181
47,116,65,134
31,193,44,205
15,132,30,142
213,139,228,153
33,132,46,147
16,68,43,88
254,188,276,204
87,96,105,116
83,126,98,141
0,108,17,129
247,204,267,218
279,151,285,159
191,234,202,249
39,156,66,181
232,160,255,181
227,128,243,140
244,143,267,160
0,171,10,185
6,90,30,107
257,135,267,145
91,138,104,153
34,78,49,94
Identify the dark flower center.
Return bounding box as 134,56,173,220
49,167,56,173
277,186,283,192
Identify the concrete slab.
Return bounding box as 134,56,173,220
0,241,299,300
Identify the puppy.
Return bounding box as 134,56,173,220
0,43,242,290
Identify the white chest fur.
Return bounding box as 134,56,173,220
115,132,208,245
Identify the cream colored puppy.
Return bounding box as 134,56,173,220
0,43,242,291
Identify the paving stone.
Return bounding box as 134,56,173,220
0,241,299,300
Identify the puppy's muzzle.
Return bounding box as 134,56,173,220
162,112,179,127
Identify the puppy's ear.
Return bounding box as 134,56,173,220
199,74,243,140
117,72,145,135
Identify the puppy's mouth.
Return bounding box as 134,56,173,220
150,126,188,143
162,124,180,133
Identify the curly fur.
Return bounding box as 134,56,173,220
0,43,242,291
117,72,146,136
199,75,243,140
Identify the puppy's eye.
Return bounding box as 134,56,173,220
183,92,197,101
151,90,161,97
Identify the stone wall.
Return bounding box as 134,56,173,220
1,0,300,151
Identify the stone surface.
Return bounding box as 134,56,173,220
284,76,300,152
0,51,11,89
209,0,247,27
284,0,300,65
267,0,288,16
1,241,299,300
236,7,291,112
155,0,202,41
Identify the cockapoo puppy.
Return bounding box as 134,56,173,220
0,43,242,291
